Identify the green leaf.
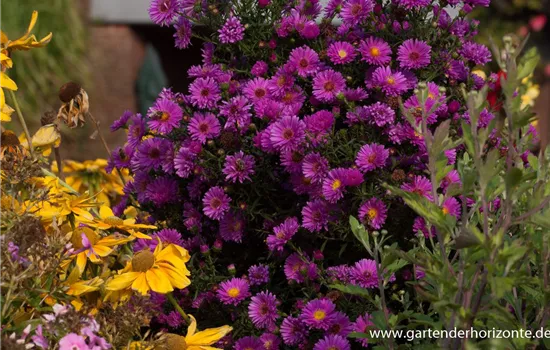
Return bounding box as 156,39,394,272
329,284,372,298
517,47,540,81
461,121,475,156
454,227,481,249
504,167,523,190
349,216,371,252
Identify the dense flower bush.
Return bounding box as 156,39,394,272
105,0,549,348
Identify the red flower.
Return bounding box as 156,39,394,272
487,70,507,112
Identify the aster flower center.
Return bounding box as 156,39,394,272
159,0,172,12
299,58,309,68
199,123,210,133
351,4,362,15
409,52,420,60
313,310,326,320
277,76,286,87
254,88,266,98
291,151,303,162
428,92,435,99
160,112,170,121
328,346,339,350
324,81,335,92
368,153,377,163
283,92,294,103
370,47,380,57
210,198,223,209
163,334,188,350
338,50,347,58
259,304,269,315
367,208,378,219
104,216,124,226
227,287,241,297
200,88,210,97
412,188,424,195
282,128,295,140
332,179,342,190
149,148,161,158
386,76,395,85
132,249,155,272
442,207,450,215
233,222,242,231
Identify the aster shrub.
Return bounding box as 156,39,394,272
108,0,548,348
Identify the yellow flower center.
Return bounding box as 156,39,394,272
104,216,124,226
160,112,170,121
386,76,395,85
338,50,347,58
228,287,240,298
313,310,326,320
368,208,377,219
132,249,155,272
332,179,342,190
370,47,380,57
162,334,188,350
442,207,449,215
428,92,435,99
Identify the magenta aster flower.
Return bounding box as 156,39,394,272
322,168,349,203
327,41,357,65
269,115,306,151
372,66,409,96
364,102,395,127
59,333,88,350
327,312,353,337
251,61,269,76
202,186,231,220
339,0,374,26
441,170,461,192
188,77,221,109
174,146,197,179
344,87,369,101
217,277,250,305
131,137,173,172
248,264,269,285
174,17,192,49
289,46,320,77
350,259,378,288
149,0,180,26
219,16,245,43
459,41,492,65
219,212,245,242
111,110,132,131
403,81,446,125
397,39,432,69
355,143,389,172
266,217,299,252
353,313,374,347
304,111,334,144
401,175,433,200
395,0,431,9
235,336,263,350
248,291,280,329
301,298,336,330
280,316,308,346
302,199,331,232
188,112,221,144
284,253,317,283
413,216,436,238
313,334,351,350
260,333,280,350
244,78,270,103
358,37,392,66
145,176,178,206
326,265,353,284
358,198,387,229
223,151,255,183
442,197,461,218
134,228,184,252
147,98,182,134
312,69,346,102
302,153,329,184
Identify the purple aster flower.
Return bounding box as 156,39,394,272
147,98,183,134
149,0,180,26
260,333,280,350
353,313,374,347
174,147,197,179
302,153,329,184
413,216,436,238
280,316,308,346
326,265,353,284
235,336,263,350
217,277,250,305
327,41,357,65
325,0,343,16
447,59,469,81
174,17,192,49
219,212,245,242
188,112,221,144
131,137,173,172
111,110,132,131
219,16,245,44
404,82,446,125
358,37,392,66
401,175,433,200
301,298,336,330
189,77,221,109
313,334,351,350
284,253,317,283
248,264,270,286
145,176,178,206
344,87,369,101
441,170,461,191
244,78,270,103
268,69,295,98
339,0,374,26
364,102,395,127
127,115,146,149
358,198,387,229
269,115,306,151
397,39,431,69
350,259,378,288
302,199,331,232
355,143,389,172
327,312,353,337
304,111,334,144
442,197,461,218
312,69,346,102
202,186,231,220
266,217,299,252
459,41,492,65
134,228,184,252
299,20,320,39
280,149,304,174
31,325,48,349
107,145,134,172
223,151,255,183
59,333,88,350
372,66,409,96
248,291,280,329
251,61,269,76
395,0,430,9
220,96,252,132
322,168,348,203
288,46,320,77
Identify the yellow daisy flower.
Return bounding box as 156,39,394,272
106,242,191,295
159,315,232,350
86,205,156,233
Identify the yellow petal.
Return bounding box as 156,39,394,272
157,263,191,289
91,244,113,257
187,315,198,338
99,205,114,219
107,272,141,291
1,72,18,91
26,11,39,37
186,325,233,346
31,125,61,147
145,268,173,294
131,273,150,295
76,252,87,273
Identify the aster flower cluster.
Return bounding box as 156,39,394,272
109,0,499,346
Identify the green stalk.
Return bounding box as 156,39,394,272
167,292,191,324
7,90,34,157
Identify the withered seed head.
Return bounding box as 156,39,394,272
161,334,188,350
1,130,21,147
59,82,82,103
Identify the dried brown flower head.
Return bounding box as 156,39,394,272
57,82,89,128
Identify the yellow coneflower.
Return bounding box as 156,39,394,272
158,315,232,350
87,206,157,233
106,242,191,295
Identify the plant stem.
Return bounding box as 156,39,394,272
54,147,65,180
86,111,111,156
167,292,191,324
7,90,34,157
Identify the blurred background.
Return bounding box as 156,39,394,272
1,0,549,160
